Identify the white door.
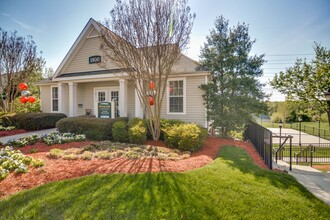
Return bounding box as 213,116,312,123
94,87,119,118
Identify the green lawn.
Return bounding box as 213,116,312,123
1,146,329,219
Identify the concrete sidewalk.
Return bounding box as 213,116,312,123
0,128,57,144
269,128,330,144
274,160,330,205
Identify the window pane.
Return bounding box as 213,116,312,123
98,92,105,102
111,91,119,117
169,97,183,112
169,80,184,113
52,87,58,99
52,100,58,111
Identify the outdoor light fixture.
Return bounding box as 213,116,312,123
278,120,283,128
278,120,283,149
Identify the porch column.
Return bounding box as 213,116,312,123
68,82,77,117
135,80,144,118
119,79,127,117
57,83,66,114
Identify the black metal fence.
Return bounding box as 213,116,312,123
245,122,273,169
275,143,330,165
261,122,330,140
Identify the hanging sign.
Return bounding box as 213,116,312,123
89,55,101,64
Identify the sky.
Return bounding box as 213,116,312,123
1,0,330,101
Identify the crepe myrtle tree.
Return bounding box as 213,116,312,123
0,28,44,112
100,0,195,140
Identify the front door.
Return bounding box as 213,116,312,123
94,87,119,118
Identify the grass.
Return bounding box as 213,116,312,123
0,146,329,219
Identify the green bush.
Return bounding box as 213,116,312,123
128,118,147,144
56,117,128,141
160,119,185,140
163,123,207,152
1,113,67,130
0,113,16,127
112,121,129,143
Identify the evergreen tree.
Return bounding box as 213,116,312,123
199,16,267,135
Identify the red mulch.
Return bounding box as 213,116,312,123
313,165,330,172
0,137,268,199
0,129,28,138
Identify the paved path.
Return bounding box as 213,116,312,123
274,160,330,205
268,128,330,145
0,128,57,145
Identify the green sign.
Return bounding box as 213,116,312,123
98,102,111,118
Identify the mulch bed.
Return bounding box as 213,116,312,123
0,129,28,138
0,137,268,199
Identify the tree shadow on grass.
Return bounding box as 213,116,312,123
217,145,321,200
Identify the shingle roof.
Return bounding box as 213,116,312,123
56,68,133,78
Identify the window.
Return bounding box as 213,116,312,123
52,87,59,112
111,91,119,117
168,79,185,114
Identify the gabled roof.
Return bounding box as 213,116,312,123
52,18,207,80
52,18,101,79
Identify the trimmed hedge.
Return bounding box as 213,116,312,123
163,123,207,152
56,117,128,141
128,118,147,144
112,120,129,143
1,113,67,130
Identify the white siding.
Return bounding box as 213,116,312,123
160,75,206,127
40,85,51,113
76,81,119,116
127,81,135,118
62,27,119,75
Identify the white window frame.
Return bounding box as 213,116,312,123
51,85,59,112
167,77,186,115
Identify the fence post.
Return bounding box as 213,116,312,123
289,136,292,171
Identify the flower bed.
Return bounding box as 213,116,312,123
0,146,44,180
47,141,191,161
4,132,86,148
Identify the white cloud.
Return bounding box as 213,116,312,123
1,12,42,33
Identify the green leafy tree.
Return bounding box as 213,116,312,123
271,43,330,128
199,16,267,135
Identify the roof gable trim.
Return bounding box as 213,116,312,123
52,18,101,79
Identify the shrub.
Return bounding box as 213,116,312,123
47,149,64,159
31,159,45,168
94,151,115,159
128,118,147,144
3,113,67,130
160,119,185,140
56,117,128,141
112,121,129,142
0,113,16,127
163,123,207,152
81,151,93,160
